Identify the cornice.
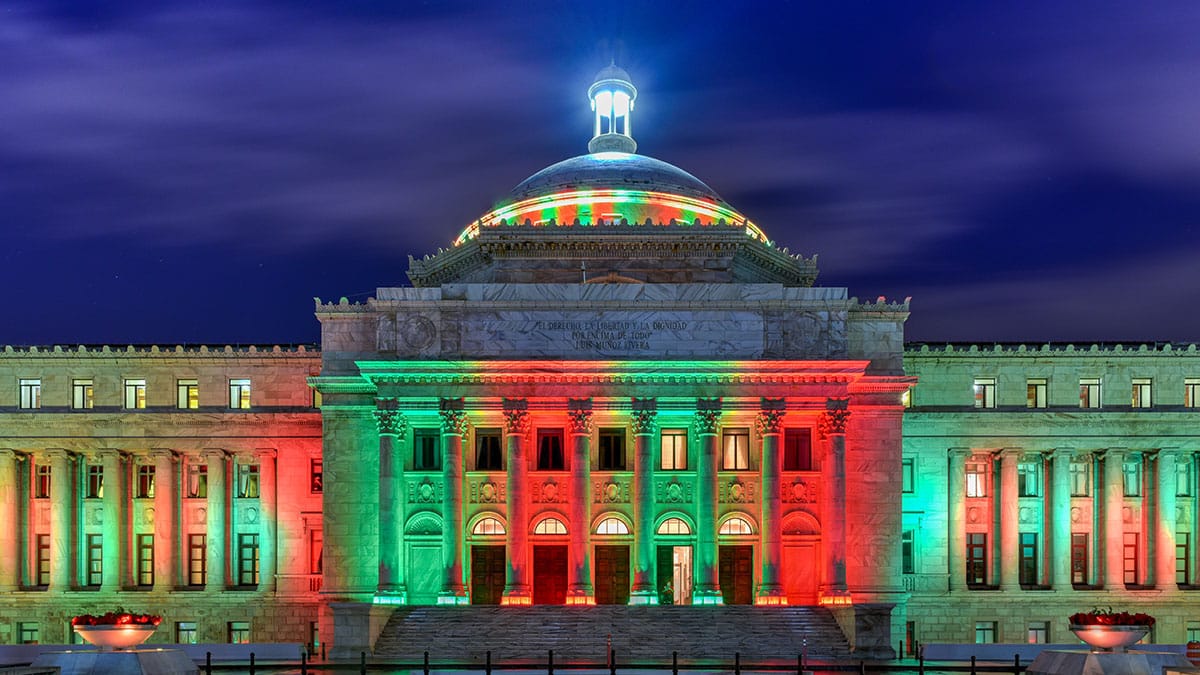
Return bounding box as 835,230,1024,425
906,342,1200,357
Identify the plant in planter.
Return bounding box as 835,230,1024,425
1068,608,1155,652
71,609,162,651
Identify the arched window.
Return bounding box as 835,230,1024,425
534,517,568,535
472,517,506,536
657,517,692,535
594,517,630,535
719,516,754,535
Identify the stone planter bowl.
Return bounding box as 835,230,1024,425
1069,624,1150,652
72,624,158,651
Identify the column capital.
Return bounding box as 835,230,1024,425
249,448,278,461
439,408,469,436
200,448,229,463
1049,447,1076,461
1151,447,1181,461
41,448,73,462
693,408,721,436
818,405,850,439
755,409,786,436
147,448,178,463
374,408,408,438
505,408,532,436
948,447,972,459
1101,447,1128,460
630,409,658,436
566,398,592,436
996,447,1024,460
0,448,20,461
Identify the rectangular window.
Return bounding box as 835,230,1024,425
1187,379,1200,408
1017,461,1040,497
238,534,260,585
413,428,440,471
901,389,912,408
72,379,94,410
228,378,251,409
660,428,688,470
86,464,104,499
177,379,198,409
136,464,155,499
973,378,996,409
1019,532,1038,585
975,621,997,644
1026,378,1047,408
1123,458,1142,497
1079,378,1102,408
1188,621,1200,644
598,428,626,470
474,429,503,471
966,461,987,498
1071,533,1089,585
1028,621,1049,645
36,534,50,586
237,463,260,498
1131,378,1152,408
536,429,564,470
137,534,154,586
176,621,198,645
1070,460,1090,497
312,388,322,408
1123,532,1139,585
783,428,813,471
966,532,987,585
1177,533,1190,586
188,534,207,586
86,534,103,586
1178,459,1194,497
186,462,207,499
34,464,51,499
721,428,750,470
125,378,147,409
309,528,323,575
19,378,42,409
901,458,915,493
311,458,324,492
18,622,39,645
228,621,250,644
901,529,915,574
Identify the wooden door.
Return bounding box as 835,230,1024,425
594,545,630,605
719,545,753,605
533,545,567,604
470,545,506,605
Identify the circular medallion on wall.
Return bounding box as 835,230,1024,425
244,506,259,524
1071,506,1082,523
967,507,980,524
400,315,437,350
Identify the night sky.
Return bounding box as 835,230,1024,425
3,1,1198,346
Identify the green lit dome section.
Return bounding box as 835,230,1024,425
451,67,769,247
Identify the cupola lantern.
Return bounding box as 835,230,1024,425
588,64,638,154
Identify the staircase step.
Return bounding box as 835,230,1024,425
372,606,851,663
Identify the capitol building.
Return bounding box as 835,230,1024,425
1,66,1198,659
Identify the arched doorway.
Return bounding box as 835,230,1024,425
404,512,443,605
531,514,568,604
781,511,821,605
655,514,695,605
718,513,757,605
468,513,507,605
592,513,632,605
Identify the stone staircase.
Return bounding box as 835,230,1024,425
372,606,851,664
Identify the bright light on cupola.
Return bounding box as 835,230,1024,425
588,64,637,154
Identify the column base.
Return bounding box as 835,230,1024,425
629,590,658,605
819,589,852,606
502,586,533,605
373,590,407,605
437,591,470,605
566,588,596,606
691,588,724,605
755,585,788,606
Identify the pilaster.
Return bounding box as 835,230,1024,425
202,448,229,590
947,448,969,592
819,398,850,597
1103,448,1126,589
45,449,73,591
1049,448,1074,590
1156,448,1179,590
0,449,21,592
997,448,1021,591
149,449,177,592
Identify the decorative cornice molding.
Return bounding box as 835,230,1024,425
905,342,1200,356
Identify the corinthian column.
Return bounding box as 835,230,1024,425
0,450,22,592
46,449,73,591
1156,449,1179,590
630,399,658,604
1103,448,1126,589
820,400,850,596
375,400,408,599
100,450,125,591
203,449,229,590
997,449,1021,590
566,399,595,604
150,449,177,591
1049,448,1073,589
756,402,786,604
504,399,533,604
257,448,278,593
948,448,969,592
439,399,469,603
693,399,723,604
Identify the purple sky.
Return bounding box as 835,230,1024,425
2,2,1198,345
